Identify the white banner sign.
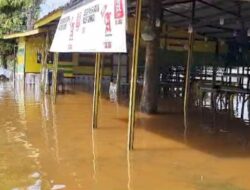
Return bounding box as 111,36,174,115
50,0,127,53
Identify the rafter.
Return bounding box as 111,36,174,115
197,0,239,17
163,8,236,32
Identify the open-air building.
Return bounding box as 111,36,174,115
1,0,250,189
3,0,250,148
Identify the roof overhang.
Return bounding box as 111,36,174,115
34,9,63,29
128,0,250,41
3,28,47,39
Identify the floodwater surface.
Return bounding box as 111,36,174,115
0,82,250,190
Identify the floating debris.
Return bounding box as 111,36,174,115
51,184,66,190
27,179,42,190
30,172,41,179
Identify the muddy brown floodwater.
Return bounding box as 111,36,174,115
1,82,250,190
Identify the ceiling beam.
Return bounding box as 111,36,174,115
205,25,235,32
163,9,236,32
197,0,239,17
201,30,233,35
164,8,191,20
159,35,215,42
163,3,250,26
162,0,191,6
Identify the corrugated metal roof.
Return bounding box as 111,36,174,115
128,0,250,41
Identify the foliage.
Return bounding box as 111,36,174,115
0,0,30,36
0,0,43,67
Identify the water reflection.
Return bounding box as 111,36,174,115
199,91,250,124
0,82,42,189
91,127,97,182
1,82,250,189
40,95,60,163
127,150,132,190
51,103,60,163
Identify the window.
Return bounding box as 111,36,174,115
47,52,54,64
37,51,42,64
59,53,73,62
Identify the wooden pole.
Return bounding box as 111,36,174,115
184,0,195,139
92,53,103,129
229,67,232,85
41,32,49,93
213,40,219,86
247,67,250,90
116,54,122,99
13,45,17,84
127,0,142,150
52,52,59,104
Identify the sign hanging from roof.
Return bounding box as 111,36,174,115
50,0,127,53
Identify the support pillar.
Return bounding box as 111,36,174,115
92,53,103,129
52,52,59,104
140,0,162,114
213,40,219,86
41,32,49,93
116,54,122,98
127,0,142,150
184,0,195,138
13,45,17,84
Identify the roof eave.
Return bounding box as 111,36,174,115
3,28,47,39
34,9,63,29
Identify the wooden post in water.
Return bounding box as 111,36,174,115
247,67,250,89
41,32,49,93
140,0,161,113
116,54,122,98
52,52,59,104
184,0,195,139
13,45,17,85
204,66,207,81
213,40,219,86
127,0,142,150
229,67,232,85
92,53,103,129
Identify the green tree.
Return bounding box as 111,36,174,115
27,0,44,30
0,0,43,68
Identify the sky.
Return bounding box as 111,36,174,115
39,0,70,18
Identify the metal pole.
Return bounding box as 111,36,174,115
52,52,59,104
92,53,103,129
184,0,196,139
127,0,142,150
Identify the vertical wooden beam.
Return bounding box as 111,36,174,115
127,0,142,150
13,45,17,84
213,39,219,86
211,40,219,110
164,25,168,50
204,66,207,81
52,52,59,104
229,67,232,85
111,54,114,81
41,32,49,93
241,95,246,119
184,0,195,138
116,54,122,98
92,53,103,129
247,67,250,90
126,52,130,84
